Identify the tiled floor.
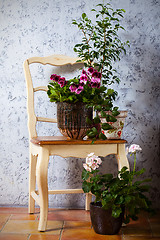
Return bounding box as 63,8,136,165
0,207,160,240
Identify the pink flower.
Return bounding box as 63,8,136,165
82,69,87,75
92,71,101,79
50,74,61,82
58,77,66,88
127,144,142,154
69,83,78,92
75,86,84,94
83,163,92,172
87,67,94,75
83,153,102,172
80,74,88,84
90,78,101,88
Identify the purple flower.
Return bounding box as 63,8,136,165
82,69,87,75
50,74,61,82
58,77,66,88
69,83,78,92
80,74,88,84
87,67,94,75
90,78,101,88
75,86,84,94
92,71,101,79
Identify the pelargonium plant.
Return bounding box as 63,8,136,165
82,144,153,223
47,67,120,140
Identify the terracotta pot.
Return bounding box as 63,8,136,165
57,102,93,139
100,110,128,139
90,202,124,235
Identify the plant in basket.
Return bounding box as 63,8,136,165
82,144,153,235
47,67,119,140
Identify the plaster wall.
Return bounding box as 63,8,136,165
0,0,159,208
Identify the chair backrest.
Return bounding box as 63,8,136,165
23,54,81,139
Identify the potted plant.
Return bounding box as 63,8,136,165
47,67,117,140
72,2,130,139
82,144,153,235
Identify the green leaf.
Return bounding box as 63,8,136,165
82,181,91,193
94,116,101,124
86,117,93,125
102,123,113,130
82,13,86,19
112,207,122,218
99,132,107,140
82,169,90,181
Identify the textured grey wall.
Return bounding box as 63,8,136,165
0,0,159,208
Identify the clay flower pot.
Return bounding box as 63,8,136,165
90,202,124,235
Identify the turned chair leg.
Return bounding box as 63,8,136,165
116,144,130,171
85,193,92,210
36,147,49,231
29,153,37,214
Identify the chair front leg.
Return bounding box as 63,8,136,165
36,147,49,231
29,153,37,214
116,144,130,171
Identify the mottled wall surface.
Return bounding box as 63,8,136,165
0,0,159,208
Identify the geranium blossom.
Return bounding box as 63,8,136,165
58,77,66,87
69,83,78,92
75,85,84,94
83,153,102,172
126,144,142,154
50,74,61,82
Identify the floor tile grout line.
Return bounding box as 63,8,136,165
59,221,65,240
0,214,12,232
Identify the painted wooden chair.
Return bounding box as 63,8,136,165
23,54,130,231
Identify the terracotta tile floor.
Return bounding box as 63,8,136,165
0,207,160,240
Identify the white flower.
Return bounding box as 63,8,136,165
128,144,142,153
83,163,92,172
83,153,102,172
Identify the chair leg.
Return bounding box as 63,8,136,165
85,193,92,210
29,153,37,214
36,147,49,232
116,144,130,171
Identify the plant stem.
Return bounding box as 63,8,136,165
81,28,92,66
133,153,136,172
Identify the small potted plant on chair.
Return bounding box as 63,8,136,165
82,144,153,235
72,2,130,139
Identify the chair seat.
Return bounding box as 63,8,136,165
31,136,127,145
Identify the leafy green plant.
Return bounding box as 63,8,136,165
72,3,129,88
82,145,153,223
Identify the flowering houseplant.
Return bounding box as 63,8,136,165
47,67,120,139
82,145,152,225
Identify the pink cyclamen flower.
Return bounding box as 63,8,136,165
127,144,142,154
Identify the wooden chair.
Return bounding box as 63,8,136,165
23,54,130,231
